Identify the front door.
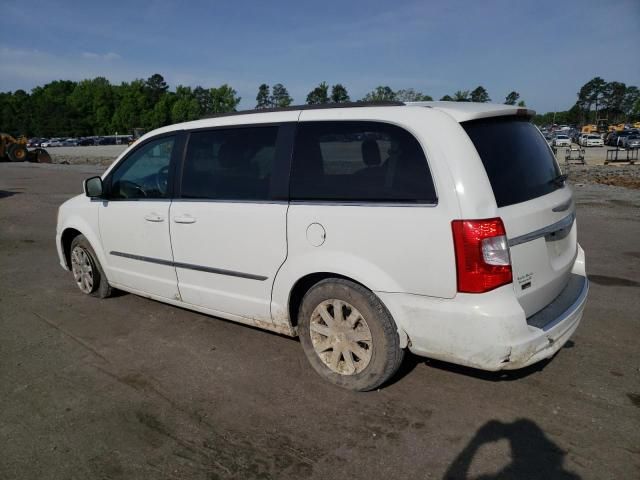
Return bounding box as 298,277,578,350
99,135,180,300
169,124,291,322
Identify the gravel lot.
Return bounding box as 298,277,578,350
45,145,127,166
1,162,639,479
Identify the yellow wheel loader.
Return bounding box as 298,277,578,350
0,134,52,163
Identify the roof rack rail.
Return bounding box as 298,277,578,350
199,101,405,119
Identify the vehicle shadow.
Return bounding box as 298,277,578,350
444,419,581,479
0,190,21,199
387,341,576,387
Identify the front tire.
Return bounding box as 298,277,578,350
298,279,404,391
70,235,112,298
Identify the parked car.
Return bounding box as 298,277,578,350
624,135,640,149
41,139,63,147
552,134,571,147
604,132,617,145
613,130,635,147
578,133,591,146
97,137,116,145
62,138,79,146
56,102,588,391
78,137,96,146
584,135,604,147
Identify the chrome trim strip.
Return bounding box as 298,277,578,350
542,277,589,332
109,251,268,281
173,198,289,205
289,200,438,207
508,212,575,247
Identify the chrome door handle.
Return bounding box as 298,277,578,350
144,214,164,222
174,216,196,224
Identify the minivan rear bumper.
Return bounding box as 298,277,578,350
378,245,588,371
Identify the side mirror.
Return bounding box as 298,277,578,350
84,176,103,198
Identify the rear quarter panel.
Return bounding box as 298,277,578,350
271,107,468,324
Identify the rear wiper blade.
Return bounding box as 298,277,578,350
550,173,568,186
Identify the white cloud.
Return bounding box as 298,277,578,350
81,51,121,60
0,45,142,91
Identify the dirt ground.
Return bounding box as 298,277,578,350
1,163,639,480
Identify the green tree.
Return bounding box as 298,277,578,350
209,84,241,113
576,76,607,123
68,77,115,135
602,81,627,122
193,86,213,115
394,88,432,101
330,84,350,103
2,89,31,135
271,83,293,107
622,86,639,120
29,80,78,136
149,93,176,129
453,90,470,102
111,79,148,132
517,100,526,107
256,83,271,109
306,81,329,104
470,86,490,103
362,86,396,102
504,91,520,105
145,73,169,104
170,86,199,123
440,94,454,101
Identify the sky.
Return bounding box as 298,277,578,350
1,0,639,113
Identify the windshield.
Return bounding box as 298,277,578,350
463,116,562,208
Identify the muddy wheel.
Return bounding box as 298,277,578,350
298,278,404,391
30,148,52,163
8,143,27,162
70,235,112,298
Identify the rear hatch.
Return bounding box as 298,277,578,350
463,116,577,317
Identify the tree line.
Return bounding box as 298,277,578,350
1,73,637,137
533,77,639,126
0,74,241,137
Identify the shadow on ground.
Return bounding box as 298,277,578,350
444,419,581,479
388,341,576,387
0,190,21,199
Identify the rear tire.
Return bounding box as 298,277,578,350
69,235,112,298
8,143,27,162
298,278,404,391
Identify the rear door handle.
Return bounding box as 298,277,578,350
174,215,196,224
144,213,164,222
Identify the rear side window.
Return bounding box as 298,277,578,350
462,117,561,207
181,126,278,200
290,121,436,203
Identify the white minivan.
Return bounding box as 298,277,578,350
56,101,588,390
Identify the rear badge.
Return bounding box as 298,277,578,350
517,272,533,290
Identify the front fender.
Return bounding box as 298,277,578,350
57,196,104,271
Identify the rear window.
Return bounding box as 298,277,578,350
462,116,561,207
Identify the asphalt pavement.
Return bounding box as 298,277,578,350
1,163,639,479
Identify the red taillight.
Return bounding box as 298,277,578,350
451,218,512,293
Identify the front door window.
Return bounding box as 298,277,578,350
109,137,175,199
